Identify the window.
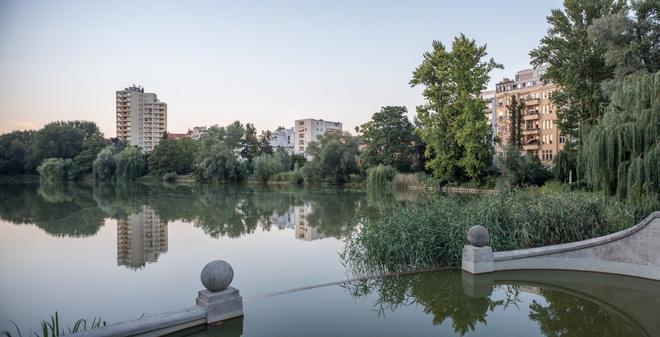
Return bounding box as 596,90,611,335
549,135,553,144
299,140,304,145
559,134,565,144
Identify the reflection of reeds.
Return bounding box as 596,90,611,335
2,312,105,337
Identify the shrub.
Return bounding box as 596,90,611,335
343,188,637,273
37,158,78,182
288,170,304,185
366,164,397,188
502,146,551,187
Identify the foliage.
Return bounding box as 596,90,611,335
553,147,577,182
530,0,626,144
305,132,359,184
37,159,78,182
0,130,35,175
148,134,197,175
506,95,525,149
92,147,117,182
26,121,101,172
287,169,304,185
411,35,501,183
578,71,659,202
588,0,660,84
194,123,249,183
253,153,284,182
114,147,146,181
359,106,420,172
73,134,107,175
502,146,552,187
1,311,105,337
366,164,397,188
343,188,634,272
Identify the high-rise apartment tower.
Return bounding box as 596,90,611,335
116,85,167,152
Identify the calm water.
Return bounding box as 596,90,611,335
1,182,659,336
0,181,416,333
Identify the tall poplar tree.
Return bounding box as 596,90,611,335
410,34,502,183
506,96,525,150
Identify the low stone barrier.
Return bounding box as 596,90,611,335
69,260,243,337
462,212,660,280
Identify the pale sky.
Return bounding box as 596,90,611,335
0,0,562,137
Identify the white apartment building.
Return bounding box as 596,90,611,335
293,118,342,155
116,85,167,152
269,127,294,154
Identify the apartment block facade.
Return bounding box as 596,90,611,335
490,66,564,163
293,119,342,155
269,127,295,154
116,85,167,152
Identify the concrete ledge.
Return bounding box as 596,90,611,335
462,212,660,281
67,306,206,337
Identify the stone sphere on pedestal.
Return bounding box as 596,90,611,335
200,260,234,292
467,225,490,247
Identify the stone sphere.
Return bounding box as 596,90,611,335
200,260,234,292
467,225,489,247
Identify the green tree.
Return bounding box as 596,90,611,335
588,0,660,83
27,121,101,171
115,147,146,181
93,147,117,182
253,153,283,182
359,106,419,172
410,35,501,183
506,96,525,149
37,158,78,182
0,130,35,175
73,134,107,175
194,124,248,182
578,71,659,204
306,132,359,184
241,123,260,163
530,0,626,145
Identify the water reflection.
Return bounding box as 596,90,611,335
0,182,424,269
117,206,168,269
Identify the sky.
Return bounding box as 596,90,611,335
0,0,563,137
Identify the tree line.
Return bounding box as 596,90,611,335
0,0,657,201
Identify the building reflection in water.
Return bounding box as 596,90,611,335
117,205,168,269
269,203,326,241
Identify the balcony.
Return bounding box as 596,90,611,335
523,128,540,136
523,113,539,121
524,98,540,106
523,139,540,150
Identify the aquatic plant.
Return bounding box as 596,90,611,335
2,312,106,337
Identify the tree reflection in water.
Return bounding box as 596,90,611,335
344,270,645,337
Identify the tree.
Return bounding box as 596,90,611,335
578,71,659,203
37,158,78,182
588,0,660,83
253,153,283,182
0,130,34,175
530,0,626,145
93,147,117,182
26,120,102,171
194,123,248,182
305,132,359,184
115,147,147,181
506,96,525,150
359,106,419,172
410,35,502,183
241,123,260,163
502,146,552,187
74,134,107,175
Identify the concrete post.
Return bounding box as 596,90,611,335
462,225,495,274
196,260,244,324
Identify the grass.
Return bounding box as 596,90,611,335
342,186,648,275
2,312,105,337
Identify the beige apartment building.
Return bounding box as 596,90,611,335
116,85,167,152
492,66,564,163
293,118,342,155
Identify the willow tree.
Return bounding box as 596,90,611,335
411,34,502,183
578,71,659,203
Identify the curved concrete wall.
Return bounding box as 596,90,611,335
463,212,660,280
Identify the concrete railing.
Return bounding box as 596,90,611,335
69,260,243,337
462,212,660,280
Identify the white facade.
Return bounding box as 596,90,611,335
293,118,342,155
269,127,294,154
116,85,167,152
190,126,207,141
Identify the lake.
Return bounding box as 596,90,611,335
1,181,658,336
